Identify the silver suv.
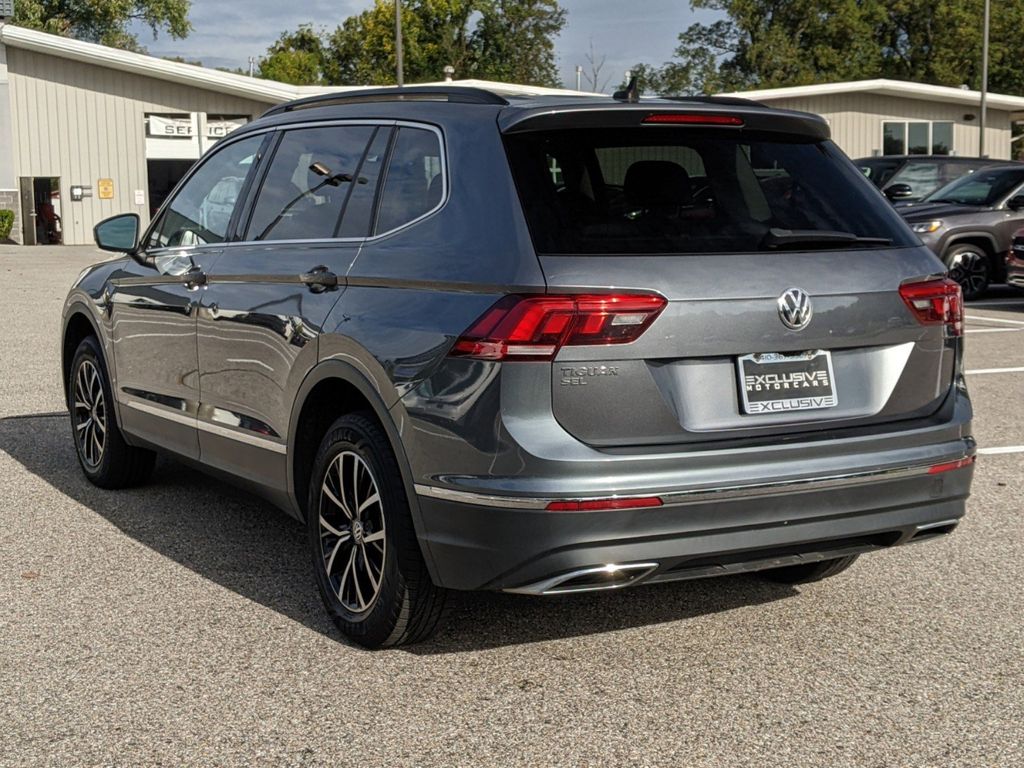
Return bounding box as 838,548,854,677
63,87,974,647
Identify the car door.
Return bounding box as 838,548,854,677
994,176,1024,249
195,122,392,490
109,133,267,459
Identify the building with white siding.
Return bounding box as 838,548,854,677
722,79,1023,162
0,23,585,245
2,20,1023,246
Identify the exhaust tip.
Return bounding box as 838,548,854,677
909,519,959,543
505,562,659,595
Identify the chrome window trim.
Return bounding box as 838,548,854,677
143,118,449,256
413,457,971,510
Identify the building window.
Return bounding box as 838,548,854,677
882,121,955,155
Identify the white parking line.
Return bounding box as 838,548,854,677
978,445,1024,455
965,366,1024,375
965,328,1023,334
965,315,1024,325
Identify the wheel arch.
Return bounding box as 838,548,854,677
62,305,104,408
287,361,425,527
944,233,1004,284
944,232,998,259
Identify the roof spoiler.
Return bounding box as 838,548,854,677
499,103,830,140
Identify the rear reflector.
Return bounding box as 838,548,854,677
451,293,667,361
899,278,963,336
545,497,664,512
642,113,744,126
927,456,975,475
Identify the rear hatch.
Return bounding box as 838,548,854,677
497,104,959,447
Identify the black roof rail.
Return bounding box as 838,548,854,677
262,86,510,117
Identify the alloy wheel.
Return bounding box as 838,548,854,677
948,249,989,296
317,451,387,614
72,359,106,468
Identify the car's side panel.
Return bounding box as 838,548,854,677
195,241,358,491
106,250,219,460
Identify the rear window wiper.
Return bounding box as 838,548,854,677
762,228,892,250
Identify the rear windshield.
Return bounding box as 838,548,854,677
504,129,917,255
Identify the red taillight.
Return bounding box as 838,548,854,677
899,278,963,337
642,113,744,126
545,497,663,512
451,294,667,361
927,456,975,474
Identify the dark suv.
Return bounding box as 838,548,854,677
855,154,1014,203
897,165,1024,298
63,87,974,648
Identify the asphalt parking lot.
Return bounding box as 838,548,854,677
2,245,1022,767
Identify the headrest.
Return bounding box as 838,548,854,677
624,160,692,209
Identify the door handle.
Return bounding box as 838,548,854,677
300,265,339,293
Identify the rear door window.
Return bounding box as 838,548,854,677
245,125,375,241
504,128,917,254
374,127,444,235
887,161,942,198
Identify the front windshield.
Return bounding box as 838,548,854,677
926,168,1024,206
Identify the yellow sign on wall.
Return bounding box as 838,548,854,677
97,179,114,200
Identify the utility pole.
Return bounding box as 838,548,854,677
575,65,582,91
979,0,990,156
395,0,404,87
248,56,255,78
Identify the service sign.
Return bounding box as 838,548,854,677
147,115,194,138
206,118,247,139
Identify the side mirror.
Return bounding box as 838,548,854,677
93,213,140,253
1007,195,1024,211
884,183,914,201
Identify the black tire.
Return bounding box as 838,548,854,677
68,336,155,489
944,244,991,300
307,412,449,649
759,554,859,585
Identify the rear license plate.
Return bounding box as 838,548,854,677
737,350,838,414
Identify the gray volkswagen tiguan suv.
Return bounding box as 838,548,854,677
63,86,975,648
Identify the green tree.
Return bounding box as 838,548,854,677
261,0,566,88
635,0,1024,96
472,0,566,86
13,0,191,52
258,25,329,85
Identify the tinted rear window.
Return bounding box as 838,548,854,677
505,129,917,254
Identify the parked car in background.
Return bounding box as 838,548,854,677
61,87,975,648
1006,228,1024,291
897,164,1024,298
855,155,1018,203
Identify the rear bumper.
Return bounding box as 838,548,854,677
415,445,974,591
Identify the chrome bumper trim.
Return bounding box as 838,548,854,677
414,458,969,511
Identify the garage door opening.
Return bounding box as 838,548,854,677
147,159,194,217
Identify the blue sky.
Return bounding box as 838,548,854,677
131,0,719,90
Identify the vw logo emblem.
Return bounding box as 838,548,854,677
777,288,813,330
